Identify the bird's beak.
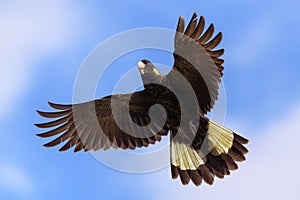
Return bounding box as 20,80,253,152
138,61,145,74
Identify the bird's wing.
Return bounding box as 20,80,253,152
35,91,169,152
167,13,224,114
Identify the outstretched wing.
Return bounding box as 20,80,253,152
167,12,225,114
35,90,169,152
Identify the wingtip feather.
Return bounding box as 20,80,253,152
48,101,71,110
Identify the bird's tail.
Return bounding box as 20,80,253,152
170,120,249,186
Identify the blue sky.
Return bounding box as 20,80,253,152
1,0,300,199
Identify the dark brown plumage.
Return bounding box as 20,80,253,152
36,92,170,152
36,12,249,186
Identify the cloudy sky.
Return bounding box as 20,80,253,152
1,0,300,199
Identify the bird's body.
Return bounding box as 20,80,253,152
36,13,249,186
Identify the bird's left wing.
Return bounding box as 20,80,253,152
167,13,225,114
35,91,169,152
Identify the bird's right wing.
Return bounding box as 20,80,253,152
35,90,169,152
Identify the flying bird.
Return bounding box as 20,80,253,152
36,12,249,186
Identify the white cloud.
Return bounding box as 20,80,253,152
0,1,82,117
0,163,34,196
147,103,300,200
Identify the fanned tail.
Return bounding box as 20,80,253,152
171,120,249,186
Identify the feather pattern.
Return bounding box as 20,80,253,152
169,12,225,115
36,91,169,152
171,118,249,186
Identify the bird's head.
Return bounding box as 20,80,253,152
138,59,164,88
